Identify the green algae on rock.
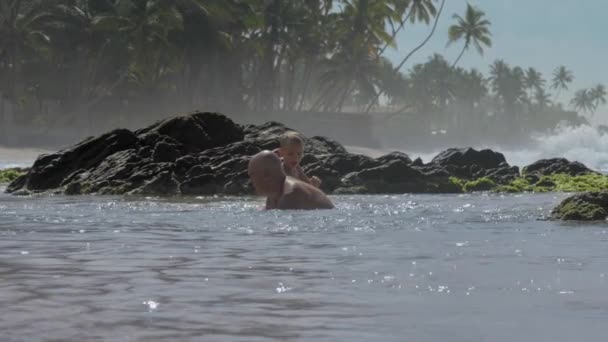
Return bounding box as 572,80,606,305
0,168,26,184
552,191,608,221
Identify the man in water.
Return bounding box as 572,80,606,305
248,151,334,210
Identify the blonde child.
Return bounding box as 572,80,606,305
274,131,322,188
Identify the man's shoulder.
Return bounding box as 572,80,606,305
286,178,315,193
282,179,308,197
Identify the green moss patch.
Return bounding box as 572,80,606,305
463,177,496,192
0,169,25,184
453,173,608,194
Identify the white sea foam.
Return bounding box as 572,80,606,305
351,124,608,171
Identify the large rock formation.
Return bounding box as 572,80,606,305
5,111,599,196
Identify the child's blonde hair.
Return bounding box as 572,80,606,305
279,131,304,147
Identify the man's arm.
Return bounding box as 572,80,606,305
265,197,272,210
265,196,280,210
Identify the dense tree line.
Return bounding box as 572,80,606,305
0,0,605,143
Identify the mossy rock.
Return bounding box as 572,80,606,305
535,177,556,188
448,177,465,191
494,173,608,194
552,191,608,221
550,173,608,192
463,177,496,192
0,168,26,184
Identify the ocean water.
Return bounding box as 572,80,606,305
0,147,48,169
3,126,608,342
1,189,607,342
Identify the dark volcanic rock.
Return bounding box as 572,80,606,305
340,158,460,194
376,151,412,165
242,122,346,155
302,153,379,193
317,153,379,175
307,136,347,155
10,111,593,197
523,158,596,177
180,174,222,195
6,112,258,196
552,191,608,221
10,129,139,192
129,171,180,195
431,147,506,169
152,142,182,163
422,147,519,183
243,121,290,150
5,174,27,193
137,112,243,153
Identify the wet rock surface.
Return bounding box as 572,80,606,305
5,112,600,196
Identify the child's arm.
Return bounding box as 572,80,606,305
295,165,322,188
309,176,322,188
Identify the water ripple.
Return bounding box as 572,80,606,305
0,192,606,341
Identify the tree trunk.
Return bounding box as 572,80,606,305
297,62,313,111
452,44,467,68
336,82,353,113
258,0,281,110
365,0,446,113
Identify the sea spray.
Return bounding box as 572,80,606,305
503,124,608,172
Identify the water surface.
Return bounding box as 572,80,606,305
1,190,607,341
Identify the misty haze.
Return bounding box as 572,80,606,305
1,1,608,341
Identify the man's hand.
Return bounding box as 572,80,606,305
310,176,322,188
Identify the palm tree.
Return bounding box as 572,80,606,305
551,65,573,101
377,0,437,57
589,83,606,109
403,54,455,130
523,67,545,98
489,60,527,129
0,0,53,106
92,0,184,92
534,87,552,110
447,3,492,68
524,68,546,103
365,0,447,113
406,0,439,24
451,67,487,131
314,0,398,112
571,89,595,115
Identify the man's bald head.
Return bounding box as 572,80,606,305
248,150,285,195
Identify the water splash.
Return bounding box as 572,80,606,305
143,300,159,311
503,125,608,171
275,283,292,293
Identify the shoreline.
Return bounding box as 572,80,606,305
3,112,607,199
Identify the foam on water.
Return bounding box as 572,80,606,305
504,124,608,171
369,124,608,172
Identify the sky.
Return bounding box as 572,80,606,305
384,0,608,122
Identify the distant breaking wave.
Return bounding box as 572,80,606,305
503,124,608,172
374,124,608,172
